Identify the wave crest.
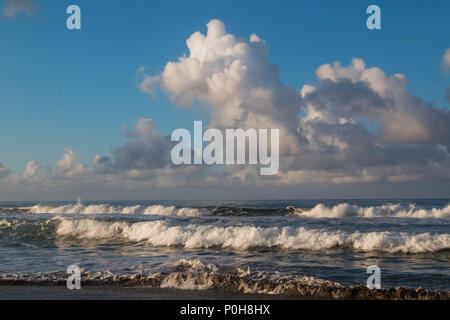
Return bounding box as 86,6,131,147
2,202,449,218
55,218,450,253
26,204,204,217
291,203,450,218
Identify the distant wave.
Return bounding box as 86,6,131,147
288,203,450,218
1,202,449,218
0,259,447,299
21,204,205,217
54,218,450,253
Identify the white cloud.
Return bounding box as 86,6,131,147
139,19,301,155
2,0,33,18
17,160,53,187
56,148,88,178
24,160,38,178
443,48,450,75
12,149,88,188
288,58,450,186
301,58,450,145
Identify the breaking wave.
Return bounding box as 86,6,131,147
1,202,449,218
22,203,205,217
289,203,450,218
55,218,450,253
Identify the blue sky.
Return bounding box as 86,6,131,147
1,0,449,172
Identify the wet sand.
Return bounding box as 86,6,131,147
0,285,307,300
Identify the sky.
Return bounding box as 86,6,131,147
0,0,449,200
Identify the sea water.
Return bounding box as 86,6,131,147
0,199,449,292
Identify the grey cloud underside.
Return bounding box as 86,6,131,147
294,79,450,173
95,119,172,172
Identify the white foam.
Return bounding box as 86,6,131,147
55,218,450,253
0,266,342,295
0,219,11,227
165,259,219,273
26,204,203,217
160,272,216,290
292,203,450,218
11,202,450,218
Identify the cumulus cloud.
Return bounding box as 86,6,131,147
14,149,88,187
0,162,10,180
55,148,88,178
134,53,450,188
2,0,34,18
138,20,450,185
443,48,450,75
288,58,450,182
307,58,450,144
14,160,53,188
139,19,301,155
23,160,39,178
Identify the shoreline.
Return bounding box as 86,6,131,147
1,279,448,300
0,285,312,300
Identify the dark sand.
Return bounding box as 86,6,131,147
0,285,306,300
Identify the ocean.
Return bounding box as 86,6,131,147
0,199,449,297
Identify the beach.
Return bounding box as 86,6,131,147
0,285,302,300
